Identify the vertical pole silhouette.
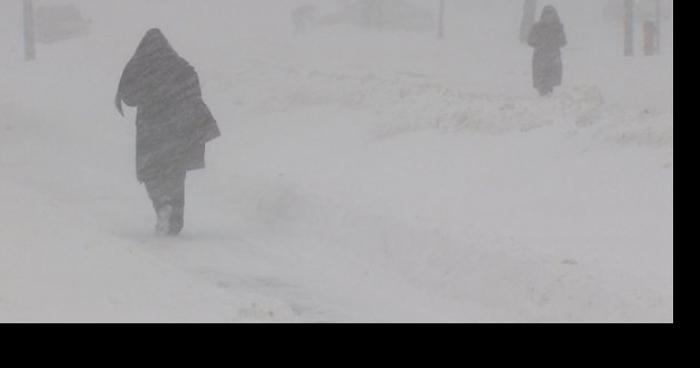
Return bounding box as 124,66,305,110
656,0,662,54
23,0,35,61
438,0,445,39
624,0,635,56
520,0,538,43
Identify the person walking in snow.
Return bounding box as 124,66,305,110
528,5,567,96
115,28,220,236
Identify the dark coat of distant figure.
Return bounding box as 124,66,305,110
528,6,567,96
116,29,220,235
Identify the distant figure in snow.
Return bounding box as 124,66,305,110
115,28,220,236
528,5,567,96
292,5,317,34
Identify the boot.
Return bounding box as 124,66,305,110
155,204,173,236
168,205,184,236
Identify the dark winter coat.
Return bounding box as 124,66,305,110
528,7,567,94
116,29,220,183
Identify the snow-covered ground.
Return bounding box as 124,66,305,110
0,0,673,322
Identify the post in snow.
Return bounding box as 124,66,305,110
656,0,662,54
624,0,635,57
24,0,36,61
438,0,445,39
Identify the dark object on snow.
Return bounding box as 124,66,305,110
528,6,567,96
116,29,220,235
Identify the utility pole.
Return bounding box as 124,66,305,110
624,0,635,56
24,0,36,61
656,0,662,54
438,0,445,39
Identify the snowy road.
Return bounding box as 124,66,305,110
0,82,673,321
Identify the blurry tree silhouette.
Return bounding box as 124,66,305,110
520,0,537,43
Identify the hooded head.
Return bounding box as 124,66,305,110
115,28,184,115
540,5,561,25
132,28,178,62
